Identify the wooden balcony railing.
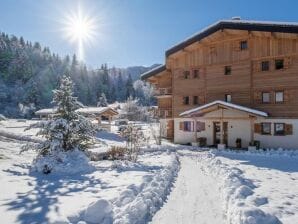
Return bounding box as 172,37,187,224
155,87,172,96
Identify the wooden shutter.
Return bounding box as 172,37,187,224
254,91,262,104
254,123,261,134
233,41,241,51
284,57,292,69
285,124,293,135
179,122,184,130
284,90,290,103
253,61,260,73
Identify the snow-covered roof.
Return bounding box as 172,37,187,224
141,65,166,80
76,107,118,115
35,108,57,115
166,19,298,57
180,100,268,117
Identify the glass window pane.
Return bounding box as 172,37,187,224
262,92,270,103
275,91,284,102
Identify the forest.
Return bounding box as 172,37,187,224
0,32,157,118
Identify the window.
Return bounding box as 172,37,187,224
224,66,231,75
261,61,270,71
240,40,248,50
275,59,284,70
183,96,190,105
193,96,199,105
275,91,284,103
274,123,285,135
262,92,270,103
196,121,205,132
261,123,271,135
225,94,232,102
183,121,192,132
183,70,190,79
193,69,200,79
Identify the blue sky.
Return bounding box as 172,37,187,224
0,0,297,68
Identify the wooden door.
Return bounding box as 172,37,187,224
213,122,228,146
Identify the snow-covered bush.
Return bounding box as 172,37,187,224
107,146,127,160
22,75,96,174
120,124,148,162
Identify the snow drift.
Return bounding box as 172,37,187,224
198,151,281,224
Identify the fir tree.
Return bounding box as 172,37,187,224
97,93,108,107
22,75,96,167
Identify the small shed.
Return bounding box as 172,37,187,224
76,107,119,130
35,108,58,119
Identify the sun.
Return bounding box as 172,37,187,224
63,6,97,61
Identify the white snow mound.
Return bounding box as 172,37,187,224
84,199,113,224
33,149,94,175
199,152,281,224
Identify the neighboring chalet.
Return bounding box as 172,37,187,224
141,18,298,149
35,108,58,119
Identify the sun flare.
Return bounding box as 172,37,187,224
63,6,97,60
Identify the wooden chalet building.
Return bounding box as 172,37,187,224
141,18,298,149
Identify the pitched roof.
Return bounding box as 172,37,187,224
76,107,118,115
180,100,268,117
166,19,298,57
35,108,58,115
140,64,166,80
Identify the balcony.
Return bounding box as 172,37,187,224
155,87,172,98
158,108,173,118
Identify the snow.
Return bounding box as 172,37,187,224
152,154,225,224
0,122,178,224
35,108,57,115
76,107,118,115
1,119,298,224
180,100,268,117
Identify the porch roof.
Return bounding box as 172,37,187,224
180,100,268,117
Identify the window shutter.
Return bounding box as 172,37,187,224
284,90,290,103
233,41,241,51
254,92,262,104
191,121,195,132
179,122,184,130
284,57,292,69
285,124,293,135
254,123,261,134
253,61,260,73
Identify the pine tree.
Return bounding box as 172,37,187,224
97,93,108,107
22,75,96,173
125,74,135,99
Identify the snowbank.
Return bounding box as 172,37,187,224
198,152,281,224
0,130,42,143
32,149,94,175
68,153,179,224
213,148,298,158
112,153,179,224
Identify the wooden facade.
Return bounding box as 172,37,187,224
142,20,298,140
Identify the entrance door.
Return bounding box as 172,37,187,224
213,122,228,146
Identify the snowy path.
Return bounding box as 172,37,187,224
151,154,225,224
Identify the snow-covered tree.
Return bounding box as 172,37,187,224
97,93,108,107
120,96,152,121
22,75,96,174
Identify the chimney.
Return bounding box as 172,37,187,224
231,16,241,20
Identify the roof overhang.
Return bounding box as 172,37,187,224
140,65,166,80
166,20,298,57
180,100,268,118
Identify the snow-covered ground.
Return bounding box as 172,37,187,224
1,119,298,224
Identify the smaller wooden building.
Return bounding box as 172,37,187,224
35,108,58,119
76,107,119,130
